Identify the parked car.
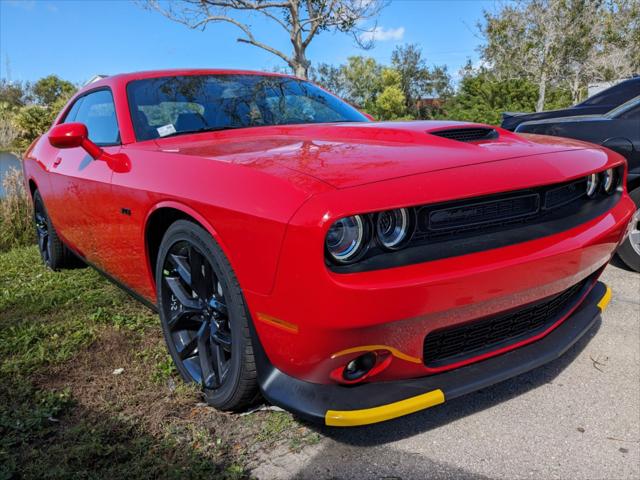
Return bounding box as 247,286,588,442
516,96,640,272
501,76,640,131
23,70,635,426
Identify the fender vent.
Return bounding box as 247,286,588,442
431,127,499,142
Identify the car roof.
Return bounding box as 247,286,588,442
79,69,298,93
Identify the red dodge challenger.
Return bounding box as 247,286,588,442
23,70,635,426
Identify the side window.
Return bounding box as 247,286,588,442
618,104,640,120
73,90,120,145
62,98,84,123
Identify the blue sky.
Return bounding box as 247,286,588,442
0,0,495,85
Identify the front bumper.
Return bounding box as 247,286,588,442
257,282,610,426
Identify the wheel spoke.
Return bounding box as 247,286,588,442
167,303,202,330
164,276,201,310
189,246,209,299
37,231,46,251
211,341,229,385
212,329,232,351
196,320,217,389
168,254,191,285
177,333,199,360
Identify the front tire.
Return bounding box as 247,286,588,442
156,220,258,410
617,187,640,272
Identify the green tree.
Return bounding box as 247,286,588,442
0,80,28,108
372,69,408,120
4,76,77,153
446,67,570,125
390,44,452,118
31,75,76,106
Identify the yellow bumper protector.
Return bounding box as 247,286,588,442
325,389,445,427
597,285,612,311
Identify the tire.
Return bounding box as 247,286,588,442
617,187,640,272
33,190,75,270
155,220,258,410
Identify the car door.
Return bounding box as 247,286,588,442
46,89,120,266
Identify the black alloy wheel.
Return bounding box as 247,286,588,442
34,195,51,265
32,190,72,270
156,220,258,410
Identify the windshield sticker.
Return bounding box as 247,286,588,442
157,124,177,137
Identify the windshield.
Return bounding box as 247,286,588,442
127,74,368,141
605,95,640,119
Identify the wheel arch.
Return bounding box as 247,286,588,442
28,178,38,198
144,201,234,290
627,176,640,195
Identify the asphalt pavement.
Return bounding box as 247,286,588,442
254,260,640,480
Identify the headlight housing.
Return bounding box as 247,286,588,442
601,168,617,194
325,215,367,263
586,173,599,197
376,208,411,250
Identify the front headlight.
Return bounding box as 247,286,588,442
586,173,599,197
376,208,411,249
325,215,367,263
601,168,616,194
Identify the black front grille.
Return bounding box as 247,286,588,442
429,193,540,232
430,127,499,142
544,179,587,209
422,279,589,368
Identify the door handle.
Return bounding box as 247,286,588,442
53,157,62,167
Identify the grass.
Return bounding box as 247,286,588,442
0,166,34,253
0,245,319,479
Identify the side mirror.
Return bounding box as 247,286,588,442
363,112,375,122
49,122,88,149
48,122,103,159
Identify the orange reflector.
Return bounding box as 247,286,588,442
256,312,299,333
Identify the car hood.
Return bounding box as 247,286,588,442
151,121,599,189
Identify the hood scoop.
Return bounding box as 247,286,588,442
430,127,499,143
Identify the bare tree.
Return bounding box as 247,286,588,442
143,0,388,79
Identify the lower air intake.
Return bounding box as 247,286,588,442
423,278,590,368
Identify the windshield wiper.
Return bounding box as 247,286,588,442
161,125,245,138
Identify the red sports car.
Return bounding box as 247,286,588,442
23,70,635,426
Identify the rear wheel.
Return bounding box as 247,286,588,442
156,220,258,410
33,190,74,270
617,187,640,272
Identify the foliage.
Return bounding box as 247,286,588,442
144,0,388,78
0,167,34,253
0,75,76,154
445,66,571,125
312,44,452,121
372,69,408,120
31,75,76,106
0,245,318,479
0,79,28,108
391,43,452,118
479,0,640,110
